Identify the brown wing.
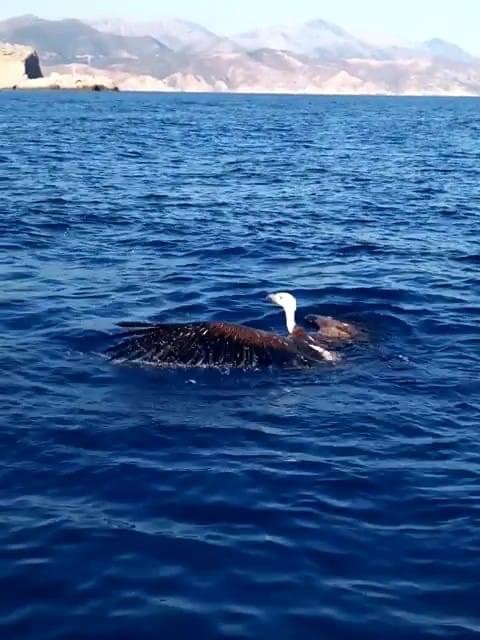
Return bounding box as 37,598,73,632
107,321,305,368
304,314,360,340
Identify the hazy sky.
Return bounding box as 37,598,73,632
1,0,479,53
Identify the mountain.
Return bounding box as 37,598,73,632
233,20,475,63
421,38,474,63
90,17,240,54
0,14,179,75
234,20,478,64
234,19,386,59
2,14,480,96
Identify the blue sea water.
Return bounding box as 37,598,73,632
1,91,479,639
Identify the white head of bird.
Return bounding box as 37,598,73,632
267,292,297,334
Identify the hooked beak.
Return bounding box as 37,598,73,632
266,293,275,303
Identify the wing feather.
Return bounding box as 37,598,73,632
107,321,304,368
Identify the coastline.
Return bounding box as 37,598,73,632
4,84,479,97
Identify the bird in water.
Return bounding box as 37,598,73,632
107,292,359,370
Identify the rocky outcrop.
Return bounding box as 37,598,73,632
0,42,42,87
17,71,118,91
31,63,166,91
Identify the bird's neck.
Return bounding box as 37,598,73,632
284,307,297,334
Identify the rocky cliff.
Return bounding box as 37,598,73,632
0,42,42,87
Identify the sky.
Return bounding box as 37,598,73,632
1,0,479,53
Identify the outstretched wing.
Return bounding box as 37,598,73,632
304,314,359,340
107,321,304,368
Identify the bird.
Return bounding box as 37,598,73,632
304,313,360,341
106,292,358,370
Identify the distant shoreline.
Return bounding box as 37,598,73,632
3,87,479,98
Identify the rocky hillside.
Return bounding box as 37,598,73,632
1,14,480,95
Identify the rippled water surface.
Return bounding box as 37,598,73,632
1,92,480,639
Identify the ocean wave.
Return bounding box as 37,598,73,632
1,92,479,640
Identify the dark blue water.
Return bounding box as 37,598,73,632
1,92,479,639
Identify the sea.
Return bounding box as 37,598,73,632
1,91,479,640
